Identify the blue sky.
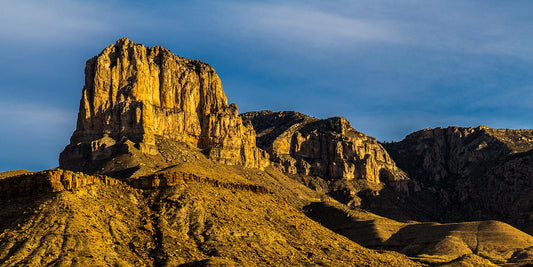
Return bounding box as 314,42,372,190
1,0,532,172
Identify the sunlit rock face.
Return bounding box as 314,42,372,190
60,38,268,175
241,111,409,184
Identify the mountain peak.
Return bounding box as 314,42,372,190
60,39,268,176
115,37,132,45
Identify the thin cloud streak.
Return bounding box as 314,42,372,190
244,4,402,47
222,1,533,59
3,0,531,60
0,100,73,132
0,1,109,44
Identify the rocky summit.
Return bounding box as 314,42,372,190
59,38,268,177
2,38,533,266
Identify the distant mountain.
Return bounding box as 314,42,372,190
384,126,533,234
240,111,419,211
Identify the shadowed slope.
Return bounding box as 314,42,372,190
303,200,533,265
384,126,533,233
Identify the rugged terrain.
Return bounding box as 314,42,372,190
1,38,533,266
3,160,533,266
0,163,419,266
59,38,268,177
384,126,533,234
241,111,417,208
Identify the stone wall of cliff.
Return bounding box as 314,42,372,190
60,38,268,175
242,111,408,184
0,169,120,198
384,126,533,232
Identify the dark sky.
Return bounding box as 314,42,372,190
1,0,532,172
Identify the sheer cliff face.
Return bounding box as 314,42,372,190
384,126,533,233
60,38,268,175
384,126,533,184
241,111,409,185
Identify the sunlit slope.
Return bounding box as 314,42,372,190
0,167,416,266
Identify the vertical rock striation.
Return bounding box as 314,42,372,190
242,111,408,184
241,111,415,209
60,38,268,175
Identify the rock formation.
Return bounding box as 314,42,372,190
242,111,408,183
0,169,119,198
3,38,533,266
384,126,533,233
59,38,268,176
241,111,416,208
384,126,533,184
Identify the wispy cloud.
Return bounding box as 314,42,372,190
0,0,166,46
4,0,531,59
0,100,73,133
240,4,401,47
0,1,110,44
215,1,533,59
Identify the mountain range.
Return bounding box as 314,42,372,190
1,38,532,266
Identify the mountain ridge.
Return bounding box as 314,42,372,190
384,126,533,234
1,38,533,266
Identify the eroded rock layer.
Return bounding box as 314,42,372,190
0,169,118,198
60,38,268,175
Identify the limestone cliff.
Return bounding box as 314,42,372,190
60,38,268,176
241,111,414,208
242,111,408,183
384,126,533,233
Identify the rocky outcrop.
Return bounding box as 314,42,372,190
60,38,268,175
129,172,272,194
241,111,415,209
242,111,408,184
384,126,533,233
0,169,119,198
0,168,271,199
